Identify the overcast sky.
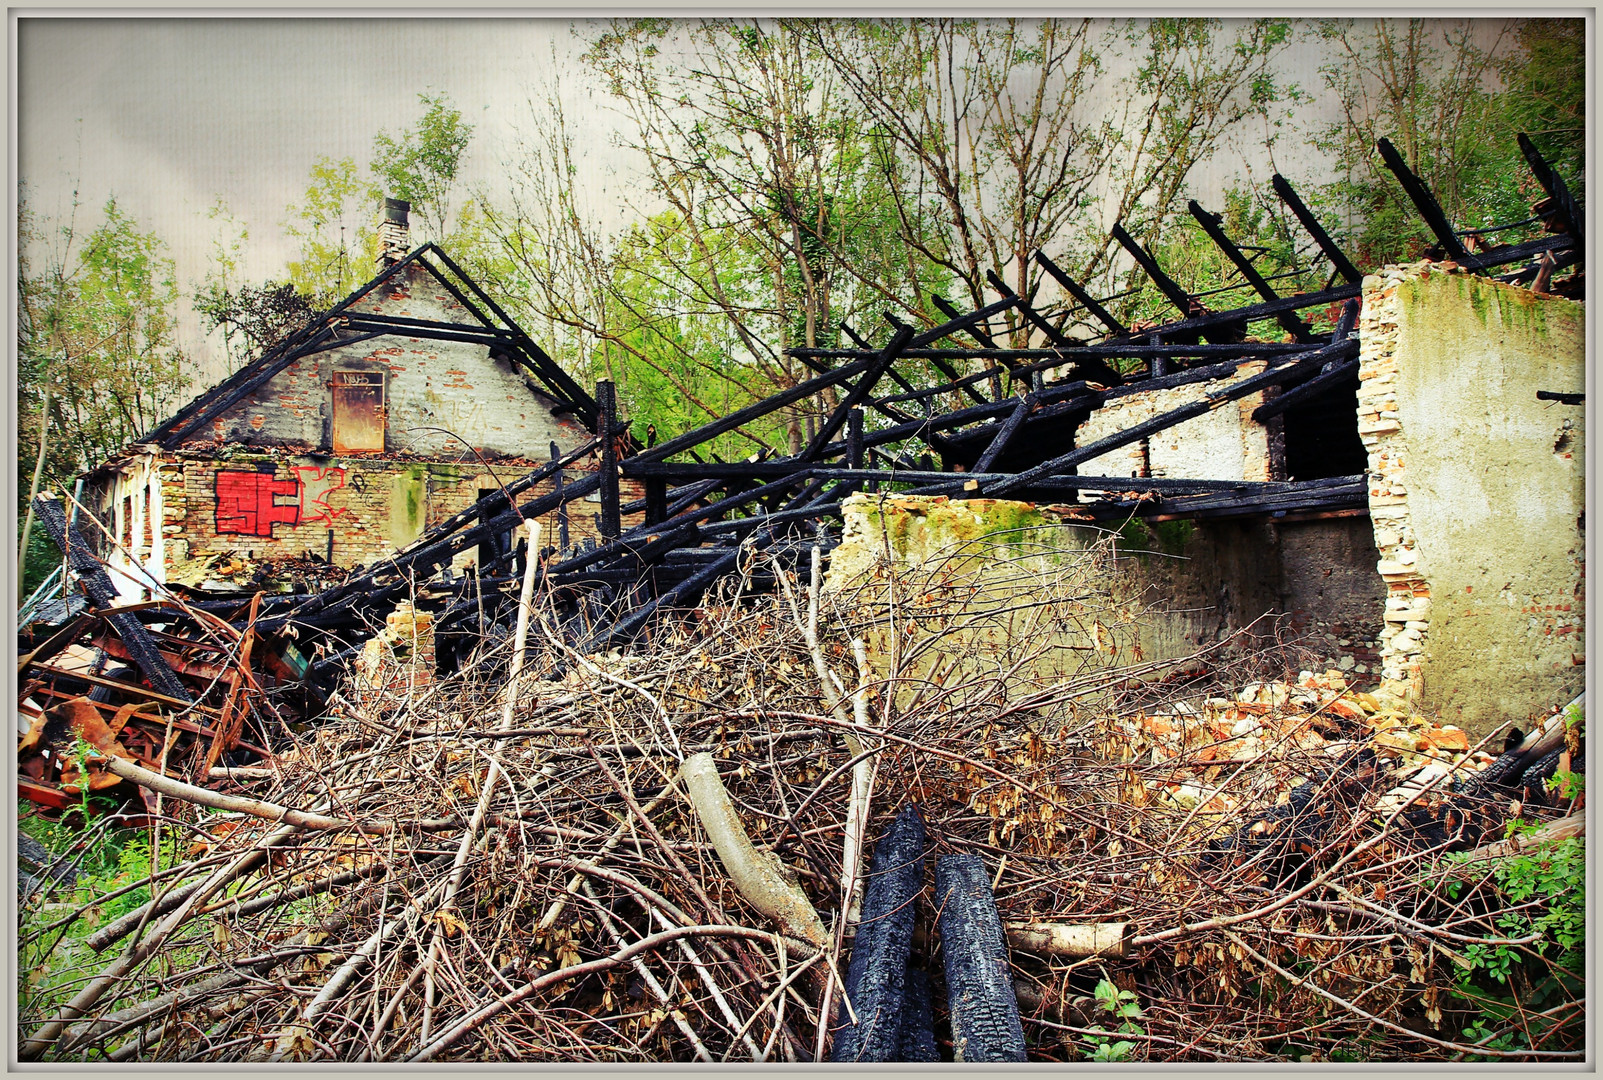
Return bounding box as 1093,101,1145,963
19,18,627,279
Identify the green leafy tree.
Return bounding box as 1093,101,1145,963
1497,18,1584,195
1306,19,1575,268
283,155,381,307
582,19,935,451
20,196,189,474
370,92,475,241
18,194,189,594
806,18,1298,337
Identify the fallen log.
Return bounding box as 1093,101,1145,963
832,804,926,1062
1004,920,1134,959
679,751,829,949
1457,811,1585,863
936,853,1027,1062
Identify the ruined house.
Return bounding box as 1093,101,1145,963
53,140,1583,741
80,200,640,597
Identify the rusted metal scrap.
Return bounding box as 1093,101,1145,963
18,519,295,813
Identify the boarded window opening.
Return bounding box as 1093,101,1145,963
332,370,386,453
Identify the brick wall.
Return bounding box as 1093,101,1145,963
148,449,642,576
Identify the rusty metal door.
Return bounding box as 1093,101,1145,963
332,370,386,453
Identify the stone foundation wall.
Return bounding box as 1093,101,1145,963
1357,261,1585,732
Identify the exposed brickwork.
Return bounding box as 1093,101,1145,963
1355,269,1430,692
354,602,436,711
1357,260,1585,729
129,448,642,577
1077,361,1275,483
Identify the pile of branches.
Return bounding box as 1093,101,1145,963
17,535,1582,1062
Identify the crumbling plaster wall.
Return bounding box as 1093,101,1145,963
1076,361,1276,482
828,494,1384,682
1358,261,1585,733
195,264,587,459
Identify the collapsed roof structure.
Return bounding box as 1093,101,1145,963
20,134,1583,805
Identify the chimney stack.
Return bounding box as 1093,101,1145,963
378,197,411,268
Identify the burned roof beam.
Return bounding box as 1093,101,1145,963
802,326,914,460
1084,475,1369,522
930,294,1001,349
151,322,340,447
884,313,990,407
873,367,1006,406
1270,174,1364,286
931,292,1018,398
983,271,1124,386
1111,221,1194,315
1033,251,1129,337
1186,201,1316,342
1251,358,1360,422
1375,138,1469,261
790,343,1314,363
1098,232,1566,346
979,337,1358,498
908,293,1020,349
636,354,894,465
1517,133,1584,250
971,394,1036,474
423,244,600,429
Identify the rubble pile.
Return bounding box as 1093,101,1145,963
16,547,1583,1063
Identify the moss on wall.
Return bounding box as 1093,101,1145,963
389,465,428,547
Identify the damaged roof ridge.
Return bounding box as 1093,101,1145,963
137,243,594,454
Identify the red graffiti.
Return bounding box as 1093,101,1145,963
215,470,301,537
292,465,349,525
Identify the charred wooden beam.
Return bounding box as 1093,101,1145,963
1270,174,1364,285
423,244,600,427
597,380,622,540
984,271,1124,386
932,293,1011,398
791,342,1307,363
1098,233,1562,346
885,314,990,407
1251,359,1359,422
1112,221,1193,315
1518,133,1584,249
1375,138,1469,261
971,394,1037,474
1033,250,1128,337
643,478,668,527
803,325,915,459
1187,201,1316,342
636,355,878,464
980,338,1358,498
908,294,1020,349
930,294,1000,349
792,326,922,425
